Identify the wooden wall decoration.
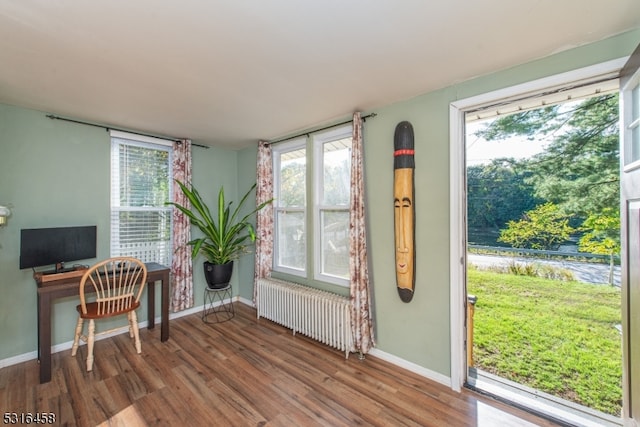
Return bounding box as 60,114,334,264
393,121,416,303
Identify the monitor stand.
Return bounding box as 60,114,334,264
42,262,76,275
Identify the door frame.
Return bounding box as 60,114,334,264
448,57,627,392
619,43,640,425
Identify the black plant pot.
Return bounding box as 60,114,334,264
203,261,233,289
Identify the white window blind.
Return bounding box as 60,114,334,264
110,133,172,266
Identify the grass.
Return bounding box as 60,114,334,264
468,268,622,416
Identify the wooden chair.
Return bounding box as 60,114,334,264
71,257,147,372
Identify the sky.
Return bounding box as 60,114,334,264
466,119,547,166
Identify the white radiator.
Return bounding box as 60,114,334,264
256,278,355,358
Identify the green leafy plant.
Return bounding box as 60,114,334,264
578,208,620,285
168,181,272,265
498,202,574,250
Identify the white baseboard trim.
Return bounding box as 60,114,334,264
368,348,452,389
168,303,205,320
238,296,255,307
0,297,243,370
0,350,38,369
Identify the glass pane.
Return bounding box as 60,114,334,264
276,210,306,271
320,210,349,279
279,148,306,208
111,139,172,266
117,144,170,207
323,139,352,206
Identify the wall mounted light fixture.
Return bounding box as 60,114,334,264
0,205,11,226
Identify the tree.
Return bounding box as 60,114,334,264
578,208,620,285
498,203,575,250
476,94,620,258
279,160,306,206
323,157,350,205
467,159,540,230
475,94,619,219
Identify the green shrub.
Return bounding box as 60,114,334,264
480,260,575,281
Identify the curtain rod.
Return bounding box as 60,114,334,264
267,113,377,145
45,114,209,149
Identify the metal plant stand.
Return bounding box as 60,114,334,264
202,283,234,323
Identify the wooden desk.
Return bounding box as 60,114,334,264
36,262,170,383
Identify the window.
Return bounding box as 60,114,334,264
273,125,352,286
273,138,307,275
110,131,173,266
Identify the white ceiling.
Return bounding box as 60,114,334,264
0,1,639,149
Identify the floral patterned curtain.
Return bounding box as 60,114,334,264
350,112,376,355
170,139,193,312
253,140,274,304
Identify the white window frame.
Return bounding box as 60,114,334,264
271,125,353,287
313,125,352,286
272,137,307,277
110,130,173,266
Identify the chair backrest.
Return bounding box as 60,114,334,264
78,257,148,317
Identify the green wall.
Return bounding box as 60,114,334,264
0,107,110,359
235,147,259,302
236,29,640,378
0,105,238,361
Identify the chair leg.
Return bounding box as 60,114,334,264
128,312,134,338
86,319,95,372
71,317,84,357
130,311,142,354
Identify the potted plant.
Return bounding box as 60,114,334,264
169,181,272,289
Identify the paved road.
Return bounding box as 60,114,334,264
468,253,621,287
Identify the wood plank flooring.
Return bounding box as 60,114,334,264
0,303,561,426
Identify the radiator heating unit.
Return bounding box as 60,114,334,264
256,278,355,358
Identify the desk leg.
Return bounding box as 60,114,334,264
161,270,169,342
147,280,155,330
147,273,169,342
37,292,41,363
38,292,52,384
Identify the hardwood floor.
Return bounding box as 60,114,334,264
0,303,561,426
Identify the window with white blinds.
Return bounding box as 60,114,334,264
110,131,173,266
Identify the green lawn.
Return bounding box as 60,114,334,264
468,268,622,416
